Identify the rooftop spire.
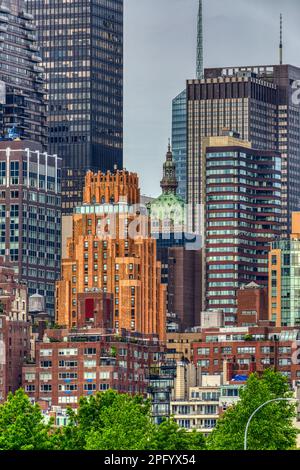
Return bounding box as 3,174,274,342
279,13,283,65
196,0,204,79
160,143,178,195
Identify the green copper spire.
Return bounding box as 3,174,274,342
160,142,178,195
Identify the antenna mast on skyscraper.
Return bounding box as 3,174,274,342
279,13,283,65
196,0,204,79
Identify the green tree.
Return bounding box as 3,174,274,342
148,418,206,450
56,390,155,450
0,389,54,450
207,369,298,450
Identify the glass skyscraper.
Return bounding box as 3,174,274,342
269,213,300,327
0,0,47,146
172,89,187,202
26,0,123,213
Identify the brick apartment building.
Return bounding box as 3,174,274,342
57,169,166,340
0,256,30,401
22,327,164,408
193,325,300,383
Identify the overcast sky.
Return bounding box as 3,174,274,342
123,0,300,197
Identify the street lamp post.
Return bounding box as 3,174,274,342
244,397,296,450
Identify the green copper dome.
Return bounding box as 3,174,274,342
147,143,185,227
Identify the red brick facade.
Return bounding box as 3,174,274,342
193,325,300,383
237,283,268,327
22,328,164,408
0,257,30,402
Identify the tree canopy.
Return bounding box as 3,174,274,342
207,369,298,450
0,370,298,451
54,389,205,451
0,389,53,450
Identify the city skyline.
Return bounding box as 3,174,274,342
124,0,300,197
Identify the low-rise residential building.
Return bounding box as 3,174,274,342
22,327,164,408
0,256,31,401
170,361,241,434
193,325,300,384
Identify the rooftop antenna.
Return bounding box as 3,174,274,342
196,0,204,79
279,13,283,65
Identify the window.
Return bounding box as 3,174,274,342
84,383,96,391
58,348,78,356
278,347,291,354
10,161,19,185
58,372,78,380
84,348,96,355
197,348,210,355
278,358,291,366
100,371,110,380
25,373,36,381
99,383,110,391
40,373,52,381
237,347,255,354
40,384,52,392
84,360,96,368
40,361,52,368
59,360,77,368
84,372,96,380
221,347,232,354
197,359,210,367
58,396,78,404
40,349,52,356
261,346,274,353
58,384,77,391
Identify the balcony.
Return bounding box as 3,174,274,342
33,65,44,73
100,357,116,366
31,54,42,63
0,15,8,23
0,5,10,14
24,22,36,31
20,11,34,20
26,33,37,42
29,44,39,52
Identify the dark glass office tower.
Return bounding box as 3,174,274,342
187,64,300,233
0,0,47,146
26,0,123,213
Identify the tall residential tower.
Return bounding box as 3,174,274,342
0,0,47,146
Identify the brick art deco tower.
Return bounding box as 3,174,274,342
56,170,166,341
